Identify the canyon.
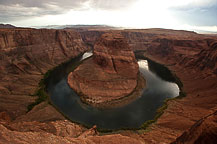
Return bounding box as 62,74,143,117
0,28,216,143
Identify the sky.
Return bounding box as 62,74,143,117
0,0,217,32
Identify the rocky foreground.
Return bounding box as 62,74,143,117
0,28,217,143
68,33,145,108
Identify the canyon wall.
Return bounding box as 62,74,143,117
0,28,217,144
0,28,144,144
122,29,217,143
172,111,217,144
0,28,89,119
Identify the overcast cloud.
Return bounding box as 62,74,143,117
0,0,216,32
0,0,136,22
169,0,217,26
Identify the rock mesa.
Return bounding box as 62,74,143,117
68,33,145,108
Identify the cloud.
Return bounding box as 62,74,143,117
1,0,216,30
184,25,217,33
89,0,135,10
0,0,137,22
169,0,217,26
0,0,88,22
169,0,217,10
0,0,88,9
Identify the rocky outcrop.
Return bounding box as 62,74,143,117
93,33,139,78
172,110,217,144
0,109,143,144
68,33,145,108
190,39,217,73
79,30,105,47
0,122,143,144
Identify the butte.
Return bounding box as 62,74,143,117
68,33,146,108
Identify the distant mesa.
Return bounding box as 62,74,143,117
0,24,16,29
68,33,146,108
34,24,120,30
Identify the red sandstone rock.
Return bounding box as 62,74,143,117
0,28,89,119
0,112,11,122
172,110,217,144
129,29,217,143
1,28,217,143
93,33,139,78
0,118,143,144
68,33,145,108
80,29,217,143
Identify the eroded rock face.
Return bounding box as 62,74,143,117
1,28,217,143
0,28,89,119
68,33,145,108
93,33,139,78
171,110,217,144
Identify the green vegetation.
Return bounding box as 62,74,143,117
27,72,49,112
140,120,155,129
27,53,84,112
137,91,186,131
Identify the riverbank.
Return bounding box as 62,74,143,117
68,57,146,109
27,53,84,111
136,51,217,143
37,51,179,132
